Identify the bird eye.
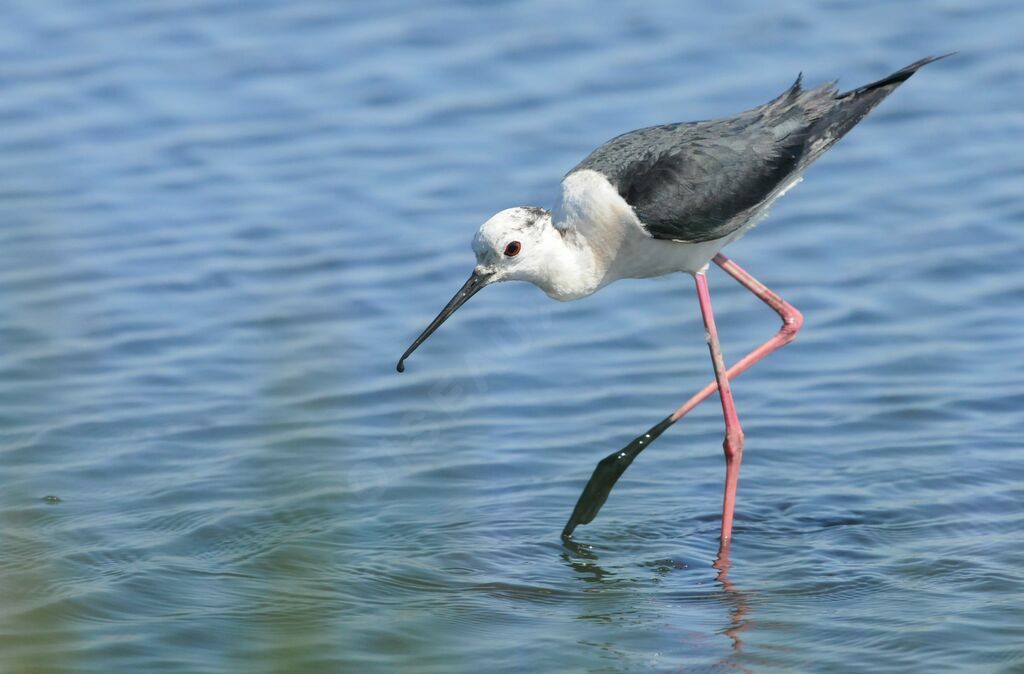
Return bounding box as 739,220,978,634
504,241,521,257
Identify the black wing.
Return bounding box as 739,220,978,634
570,56,948,243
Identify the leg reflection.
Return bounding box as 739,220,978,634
713,540,751,658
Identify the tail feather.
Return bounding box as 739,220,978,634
800,53,952,165
838,53,955,99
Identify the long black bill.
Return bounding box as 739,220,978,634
397,270,492,373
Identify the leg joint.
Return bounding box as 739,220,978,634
779,304,804,343
724,428,745,453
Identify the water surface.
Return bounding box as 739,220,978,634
1,1,1022,672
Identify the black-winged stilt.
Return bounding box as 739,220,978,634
397,55,949,546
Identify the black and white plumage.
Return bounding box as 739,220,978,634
398,55,948,370
572,55,945,244
396,55,948,545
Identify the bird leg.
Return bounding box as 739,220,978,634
694,269,744,544
561,253,803,540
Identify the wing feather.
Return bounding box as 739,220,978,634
568,55,951,243
569,78,834,243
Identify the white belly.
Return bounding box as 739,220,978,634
608,225,747,278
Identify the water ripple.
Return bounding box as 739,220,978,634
0,1,1022,672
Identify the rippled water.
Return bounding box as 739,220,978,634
0,2,1022,672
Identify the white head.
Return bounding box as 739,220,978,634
397,206,563,372
471,206,559,284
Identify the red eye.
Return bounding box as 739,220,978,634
504,241,521,257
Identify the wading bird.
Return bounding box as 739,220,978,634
397,56,948,545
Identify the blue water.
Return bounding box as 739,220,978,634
1,2,1022,672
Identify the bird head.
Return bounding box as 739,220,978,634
397,206,555,372
472,206,556,283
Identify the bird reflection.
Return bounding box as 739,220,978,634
714,540,752,659
561,536,754,669
560,537,611,583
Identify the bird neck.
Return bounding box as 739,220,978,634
545,169,652,297
535,215,649,302
532,226,604,301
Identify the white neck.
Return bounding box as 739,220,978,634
543,170,656,299
523,223,600,301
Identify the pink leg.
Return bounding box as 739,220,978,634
561,253,803,540
694,271,745,544
667,253,804,425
